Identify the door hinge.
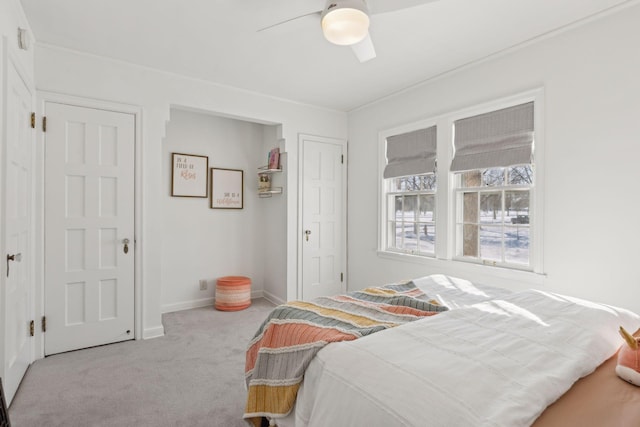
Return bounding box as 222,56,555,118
29,320,35,337
30,112,35,128
42,316,47,333
42,116,47,132
340,272,344,282
341,155,344,164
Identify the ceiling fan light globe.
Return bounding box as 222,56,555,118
321,8,370,46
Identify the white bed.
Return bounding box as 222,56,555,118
275,275,640,427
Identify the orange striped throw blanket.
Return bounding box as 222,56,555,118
243,281,448,426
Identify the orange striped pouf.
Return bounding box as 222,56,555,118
215,276,252,311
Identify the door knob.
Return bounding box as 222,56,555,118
304,230,311,242
123,238,130,254
6,253,22,277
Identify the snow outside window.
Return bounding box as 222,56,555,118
454,166,533,269
385,174,436,256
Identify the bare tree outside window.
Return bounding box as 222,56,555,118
509,165,533,185
457,165,533,267
388,173,436,256
483,168,504,187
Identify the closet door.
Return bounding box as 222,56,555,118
300,135,347,300
44,102,135,355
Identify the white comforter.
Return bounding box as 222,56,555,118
285,275,639,427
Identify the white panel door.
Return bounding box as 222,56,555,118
44,103,135,355
2,61,34,405
301,136,346,300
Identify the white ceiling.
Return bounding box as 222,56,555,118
19,0,633,111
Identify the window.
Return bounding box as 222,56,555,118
379,93,542,275
386,173,436,255
455,165,533,268
382,126,437,257
451,101,535,270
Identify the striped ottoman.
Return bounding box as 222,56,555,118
215,276,251,311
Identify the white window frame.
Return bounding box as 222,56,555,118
377,89,545,285
452,166,534,271
384,174,437,257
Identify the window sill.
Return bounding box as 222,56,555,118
377,250,546,289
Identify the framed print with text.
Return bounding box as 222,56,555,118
171,153,208,197
210,168,243,209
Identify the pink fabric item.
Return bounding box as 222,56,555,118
616,336,640,386
215,276,251,311
618,343,640,371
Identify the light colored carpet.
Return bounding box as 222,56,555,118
9,298,275,427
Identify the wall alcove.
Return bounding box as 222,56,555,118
161,108,286,312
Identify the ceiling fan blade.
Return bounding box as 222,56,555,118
351,32,376,63
257,10,321,32
367,0,439,15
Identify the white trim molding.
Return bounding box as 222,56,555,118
161,290,265,314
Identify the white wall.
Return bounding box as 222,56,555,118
347,4,640,314
161,109,274,312
260,127,288,304
0,0,35,81
34,44,348,338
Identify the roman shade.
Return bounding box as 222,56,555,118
383,126,437,179
450,102,534,172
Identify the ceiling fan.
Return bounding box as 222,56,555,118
260,0,438,63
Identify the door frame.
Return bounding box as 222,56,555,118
34,91,143,359
296,134,348,300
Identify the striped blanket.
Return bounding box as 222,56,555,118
243,281,448,426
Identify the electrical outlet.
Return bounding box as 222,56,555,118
199,279,207,291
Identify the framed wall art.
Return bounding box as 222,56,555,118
171,153,209,197
210,168,244,209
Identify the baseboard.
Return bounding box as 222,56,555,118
162,297,215,314
262,290,285,306
142,325,165,340
161,290,266,314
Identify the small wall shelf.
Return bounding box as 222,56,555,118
258,187,283,198
258,166,282,198
258,167,282,173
